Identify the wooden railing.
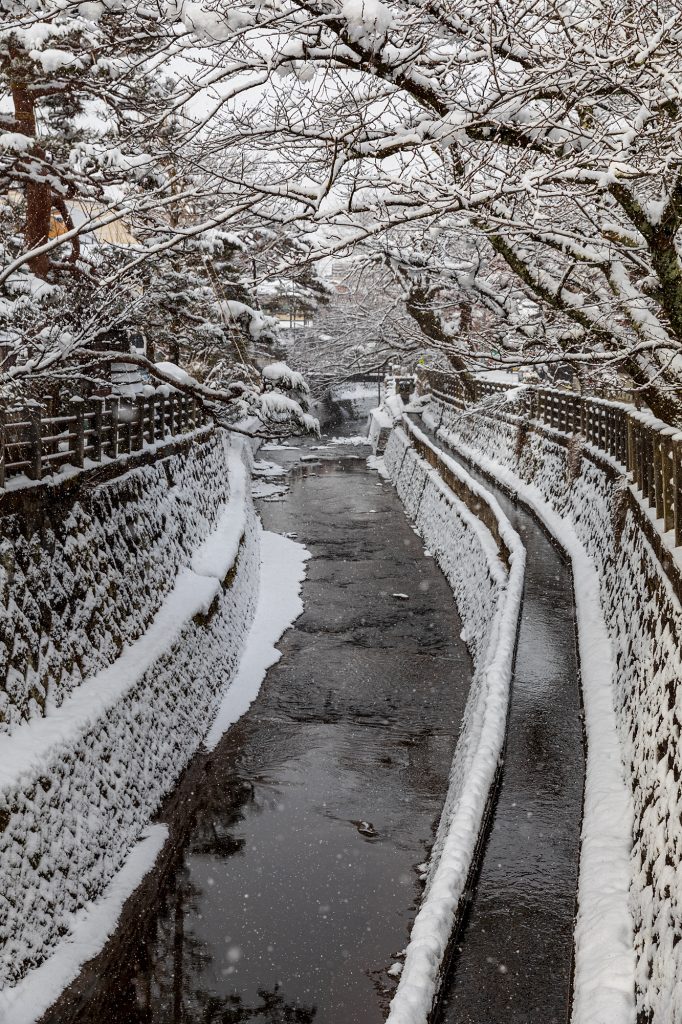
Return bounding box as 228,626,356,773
417,366,682,545
0,391,210,488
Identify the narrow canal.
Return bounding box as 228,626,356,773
41,419,475,1024
414,416,585,1024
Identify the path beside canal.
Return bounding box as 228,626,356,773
414,417,584,1024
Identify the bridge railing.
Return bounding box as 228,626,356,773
0,390,209,489
416,366,682,545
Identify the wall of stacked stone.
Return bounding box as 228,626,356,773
382,426,524,1022
429,397,682,1024
0,431,260,990
0,428,238,730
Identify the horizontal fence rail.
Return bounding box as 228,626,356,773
416,366,682,546
0,391,210,489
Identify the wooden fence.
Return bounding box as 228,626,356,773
0,391,209,488
417,367,682,545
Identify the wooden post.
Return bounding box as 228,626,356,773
674,437,682,546
663,437,674,534
135,395,145,451
654,435,664,519
168,393,176,438
0,403,5,489
91,398,103,463
159,393,167,441
627,415,634,476
637,423,645,492
145,394,155,444
107,397,120,459
25,402,43,481
71,398,85,468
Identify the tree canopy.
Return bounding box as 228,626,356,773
4,0,682,422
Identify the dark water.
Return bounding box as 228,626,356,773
41,425,473,1024
416,417,584,1024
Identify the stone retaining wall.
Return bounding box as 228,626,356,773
428,397,682,1024
0,431,259,991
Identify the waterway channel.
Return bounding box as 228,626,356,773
40,414,474,1024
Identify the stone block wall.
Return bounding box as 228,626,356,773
0,431,260,990
431,398,682,1024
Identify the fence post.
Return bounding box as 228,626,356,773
663,437,674,534
168,392,176,438
157,393,165,441
135,395,145,451
107,397,120,459
91,398,103,463
71,397,85,468
145,394,155,444
637,423,646,492
674,437,682,547
0,402,5,489
654,435,664,519
25,401,42,481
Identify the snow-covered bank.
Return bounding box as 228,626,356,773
1,524,310,1023
204,529,310,751
377,422,525,1024
0,433,261,994
424,398,641,1023
0,825,168,1024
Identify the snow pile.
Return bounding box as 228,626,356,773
204,530,309,751
0,433,261,993
368,399,403,452
426,396,642,1024
379,419,524,1024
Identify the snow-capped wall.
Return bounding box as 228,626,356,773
0,427,234,731
428,397,681,1024
0,431,260,992
381,423,524,1024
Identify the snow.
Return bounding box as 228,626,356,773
192,446,247,579
475,369,519,383
29,48,84,72
326,435,371,446
0,432,261,989
252,459,287,477
154,360,194,386
0,133,34,154
261,361,309,393
341,0,393,42
378,418,525,1024
424,397,637,1024
252,480,288,499
204,531,310,751
0,825,168,1024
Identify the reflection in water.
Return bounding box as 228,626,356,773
41,424,474,1024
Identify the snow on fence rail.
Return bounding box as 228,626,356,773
0,391,209,488
417,366,682,545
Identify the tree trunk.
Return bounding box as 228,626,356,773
404,284,475,396
10,56,52,279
